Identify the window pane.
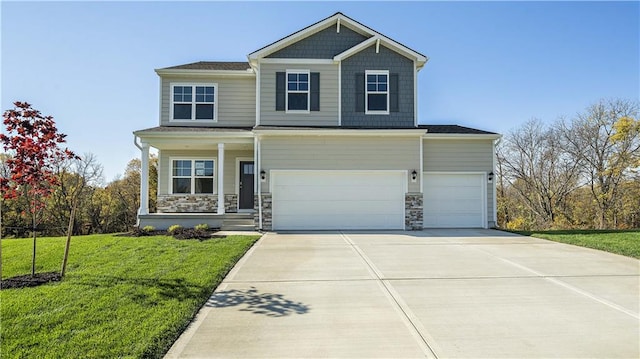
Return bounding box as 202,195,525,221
195,104,214,120
288,73,297,81
243,163,254,174
367,74,376,82
205,87,214,95
173,178,191,194
367,84,377,92
174,86,188,102
204,94,214,102
174,104,192,119
299,73,308,81
195,160,214,176
196,87,205,95
196,94,205,102
288,93,308,110
378,75,387,83
298,82,308,91
173,160,191,176
195,178,214,194
378,84,387,92
368,94,387,111
288,83,297,91
183,87,192,94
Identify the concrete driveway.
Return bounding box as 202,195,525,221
165,229,640,358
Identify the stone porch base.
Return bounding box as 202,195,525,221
138,212,253,231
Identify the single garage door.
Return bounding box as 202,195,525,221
423,173,485,228
271,171,405,230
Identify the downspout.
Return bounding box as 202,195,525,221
492,137,502,228
133,135,142,150
256,136,263,229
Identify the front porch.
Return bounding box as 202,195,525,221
134,126,257,230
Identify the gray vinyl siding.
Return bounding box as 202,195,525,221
423,138,495,225
267,25,368,59
160,75,255,127
341,44,415,128
423,139,494,171
260,63,339,126
158,149,253,195
260,136,421,192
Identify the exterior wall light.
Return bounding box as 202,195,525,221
260,170,266,182
411,170,418,182
488,171,494,183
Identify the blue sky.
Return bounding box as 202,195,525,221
2,1,638,181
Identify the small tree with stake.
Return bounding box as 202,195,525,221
0,102,77,277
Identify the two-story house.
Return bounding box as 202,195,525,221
133,12,500,231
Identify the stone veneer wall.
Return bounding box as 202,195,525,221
405,193,423,230
157,195,217,213
224,194,238,213
254,193,272,231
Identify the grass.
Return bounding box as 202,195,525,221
0,233,260,358
512,229,640,259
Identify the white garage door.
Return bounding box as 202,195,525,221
423,173,485,228
272,171,405,230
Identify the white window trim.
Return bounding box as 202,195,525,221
169,157,217,195
285,69,310,114
169,83,218,122
365,70,389,115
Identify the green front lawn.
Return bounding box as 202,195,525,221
513,229,640,259
0,233,260,358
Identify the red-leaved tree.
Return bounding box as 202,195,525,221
1,102,77,276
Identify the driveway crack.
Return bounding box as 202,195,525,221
340,231,441,359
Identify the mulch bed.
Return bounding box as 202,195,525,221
1,272,62,290
117,228,224,240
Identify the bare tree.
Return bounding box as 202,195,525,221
499,119,582,228
559,98,639,229
58,153,104,276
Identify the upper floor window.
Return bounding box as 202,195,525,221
171,159,215,194
365,70,389,115
171,84,217,121
286,70,310,112
276,71,320,113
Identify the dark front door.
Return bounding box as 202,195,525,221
239,161,255,210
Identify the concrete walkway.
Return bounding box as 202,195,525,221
165,229,640,358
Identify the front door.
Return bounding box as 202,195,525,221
239,161,255,210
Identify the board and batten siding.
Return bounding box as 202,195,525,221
160,75,255,127
259,63,339,126
422,138,495,224
260,136,421,192
158,149,253,195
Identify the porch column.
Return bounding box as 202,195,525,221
217,143,225,214
138,141,150,216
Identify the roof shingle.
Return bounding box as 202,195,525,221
161,61,251,71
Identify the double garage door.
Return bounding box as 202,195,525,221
271,171,405,230
270,171,486,230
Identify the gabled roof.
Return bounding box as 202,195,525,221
161,62,251,71
248,12,428,68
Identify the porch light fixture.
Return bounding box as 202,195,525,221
260,170,266,182
411,170,417,182
488,172,494,183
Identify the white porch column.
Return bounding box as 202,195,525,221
217,143,225,214
138,141,150,216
